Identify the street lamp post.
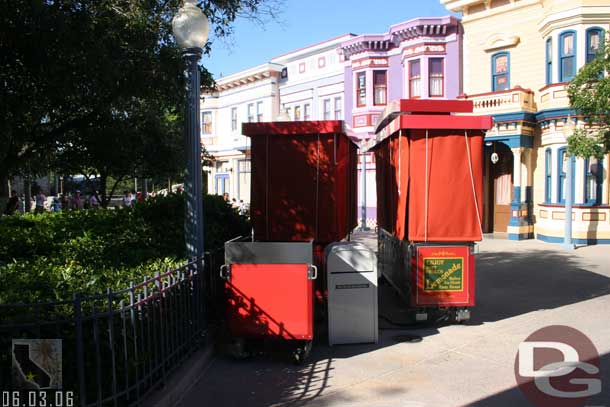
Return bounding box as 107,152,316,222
172,0,210,260
562,117,576,250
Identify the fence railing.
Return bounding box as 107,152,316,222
0,248,225,406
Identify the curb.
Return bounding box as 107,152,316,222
146,345,215,407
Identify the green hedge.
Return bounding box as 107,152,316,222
0,194,249,303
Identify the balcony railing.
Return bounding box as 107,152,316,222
538,82,570,111
458,86,537,114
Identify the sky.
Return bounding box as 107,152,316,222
203,0,458,79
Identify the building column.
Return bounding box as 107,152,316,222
508,147,534,240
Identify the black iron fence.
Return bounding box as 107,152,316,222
0,248,225,406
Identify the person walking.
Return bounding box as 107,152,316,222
122,190,132,208
34,190,46,213
51,197,61,212
3,191,20,215
71,190,84,210
89,191,101,209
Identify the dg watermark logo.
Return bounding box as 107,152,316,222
514,325,601,407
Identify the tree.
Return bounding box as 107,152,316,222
0,0,282,200
567,35,610,159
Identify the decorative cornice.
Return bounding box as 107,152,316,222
339,16,459,59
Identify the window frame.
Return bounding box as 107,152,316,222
584,157,603,205
408,59,421,99
323,99,331,120
586,27,605,64
256,101,263,122
356,72,366,107
247,103,254,123
545,148,552,203
373,70,387,106
303,103,311,121
428,58,445,97
545,38,553,85
201,111,212,135
231,107,237,132
559,30,577,82
334,97,342,119
491,52,510,92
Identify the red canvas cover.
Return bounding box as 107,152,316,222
244,121,358,243
371,99,491,243
408,129,484,242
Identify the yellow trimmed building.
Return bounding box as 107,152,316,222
442,0,610,244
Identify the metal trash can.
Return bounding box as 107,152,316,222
326,242,378,345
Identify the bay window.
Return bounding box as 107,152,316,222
429,58,444,97
373,70,387,105
409,60,421,98
559,31,576,82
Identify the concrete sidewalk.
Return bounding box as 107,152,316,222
177,233,610,407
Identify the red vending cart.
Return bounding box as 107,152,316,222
369,99,493,322
221,120,358,362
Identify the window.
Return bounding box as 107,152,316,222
356,72,366,107
557,147,574,204
286,107,292,121
586,28,604,64
201,111,212,135
238,159,251,201
492,52,510,91
231,107,237,132
323,99,331,120
545,148,552,202
256,101,263,122
559,31,576,82
247,103,254,122
304,103,311,120
584,157,603,205
334,97,342,119
408,60,421,98
294,105,301,121
429,58,444,97
546,38,553,85
373,71,387,105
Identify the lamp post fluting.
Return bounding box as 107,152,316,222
172,0,210,260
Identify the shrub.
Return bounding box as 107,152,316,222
0,193,249,303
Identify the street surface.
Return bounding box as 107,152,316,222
179,232,610,407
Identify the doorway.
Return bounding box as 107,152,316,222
484,142,513,233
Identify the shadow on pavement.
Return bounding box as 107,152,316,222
470,249,610,324
467,352,610,407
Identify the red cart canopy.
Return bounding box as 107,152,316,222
369,100,493,242
243,121,358,244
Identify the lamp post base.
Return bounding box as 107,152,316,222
561,242,576,250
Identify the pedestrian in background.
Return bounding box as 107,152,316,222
89,191,101,209
122,190,132,208
52,197,61,212
34,190,46,213
3,190,20,215
71,190,84,210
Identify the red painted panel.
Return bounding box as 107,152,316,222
226,264,313,340
411,245,475,307
398,99,474,114
243,120,344,136
398,114,493,130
